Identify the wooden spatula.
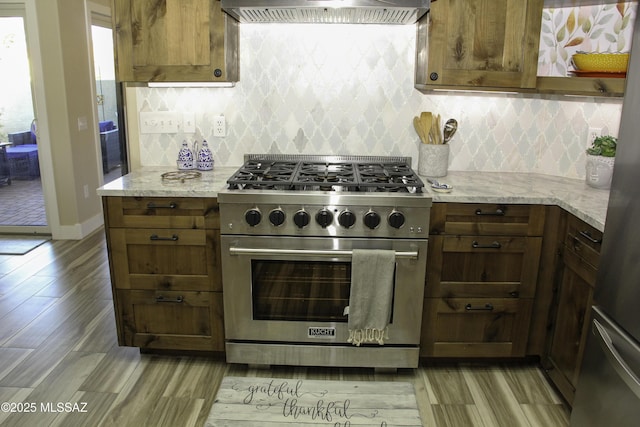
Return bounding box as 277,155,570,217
413,116,427,144
420,112,433,144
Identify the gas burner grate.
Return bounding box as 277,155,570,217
227,160,299,189
227,158,424,193
356,163,422,192
292,161,359,190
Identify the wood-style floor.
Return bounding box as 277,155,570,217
0,229,570,427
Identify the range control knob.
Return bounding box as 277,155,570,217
388,210,406,229
363,210,381,229
315,208,334,228
268,209,286,226
245,208,262,227
293,210,310,228
338,210,356,228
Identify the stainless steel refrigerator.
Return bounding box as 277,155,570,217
570,14,640,427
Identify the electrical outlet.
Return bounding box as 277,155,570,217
588,127,602,146
83,184,90,199
214,115,226,137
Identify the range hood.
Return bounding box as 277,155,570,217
220,0,430,25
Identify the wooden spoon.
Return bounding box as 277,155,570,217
420,112,433,144
427,113,439,145
413,116,427,144
434,114,442,144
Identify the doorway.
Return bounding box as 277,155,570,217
90,7,127,184
0,7,47,229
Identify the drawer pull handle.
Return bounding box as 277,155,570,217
475,207,505,216
579,230,602,244
472,240,502,249
155,295,184,303
147,202,178,209
466,303,494,311
150,234,179,241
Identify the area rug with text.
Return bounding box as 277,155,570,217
206,376,422,426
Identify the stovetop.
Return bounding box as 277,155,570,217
226,155,425,193
220,155,431,238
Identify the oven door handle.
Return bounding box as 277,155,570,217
228,247,419,260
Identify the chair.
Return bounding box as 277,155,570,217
0,142,11,186
4,120,39,180
6,144,39,179
100,127,121,173
7,130,32,145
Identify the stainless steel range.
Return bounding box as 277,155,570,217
218,155,431,368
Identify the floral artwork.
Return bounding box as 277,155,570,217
538,2,637,76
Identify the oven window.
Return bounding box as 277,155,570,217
251,260,350,322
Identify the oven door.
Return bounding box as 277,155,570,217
221,235,427,345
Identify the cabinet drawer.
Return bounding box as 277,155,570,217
117,290,224,351
564,215,602,269
104,197,219,229
562,245,598,288
429,203,545,236
426,235,542,298
108,228,221,291
420,297,533,357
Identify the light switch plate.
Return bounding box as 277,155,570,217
77,116,88,131
183,112,196,133
140,112,180,134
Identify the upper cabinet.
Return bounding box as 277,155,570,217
113,0,239,83
416,0,545,91
416,0,634,96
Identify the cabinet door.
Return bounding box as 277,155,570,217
113,0,239,82
117,290,224,351
546,246,596,405
416,0,544,90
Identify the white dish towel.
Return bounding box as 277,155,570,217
346,249,396,346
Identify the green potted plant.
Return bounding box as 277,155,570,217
585,135,617,189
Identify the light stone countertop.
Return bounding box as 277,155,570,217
97,166,237,197
421,171,609,231
97,167,610,231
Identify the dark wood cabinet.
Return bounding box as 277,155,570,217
113,0,239,82
103,196,224,351
416,0,544,91
421,203,545,357
415,0,628,96
544,213,602,405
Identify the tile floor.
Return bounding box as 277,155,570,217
0,178,47,226
0,169,124,228
0,223,572,427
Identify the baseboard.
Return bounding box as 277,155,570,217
51,212,104,240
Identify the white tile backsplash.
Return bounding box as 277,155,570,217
135,23,623,180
